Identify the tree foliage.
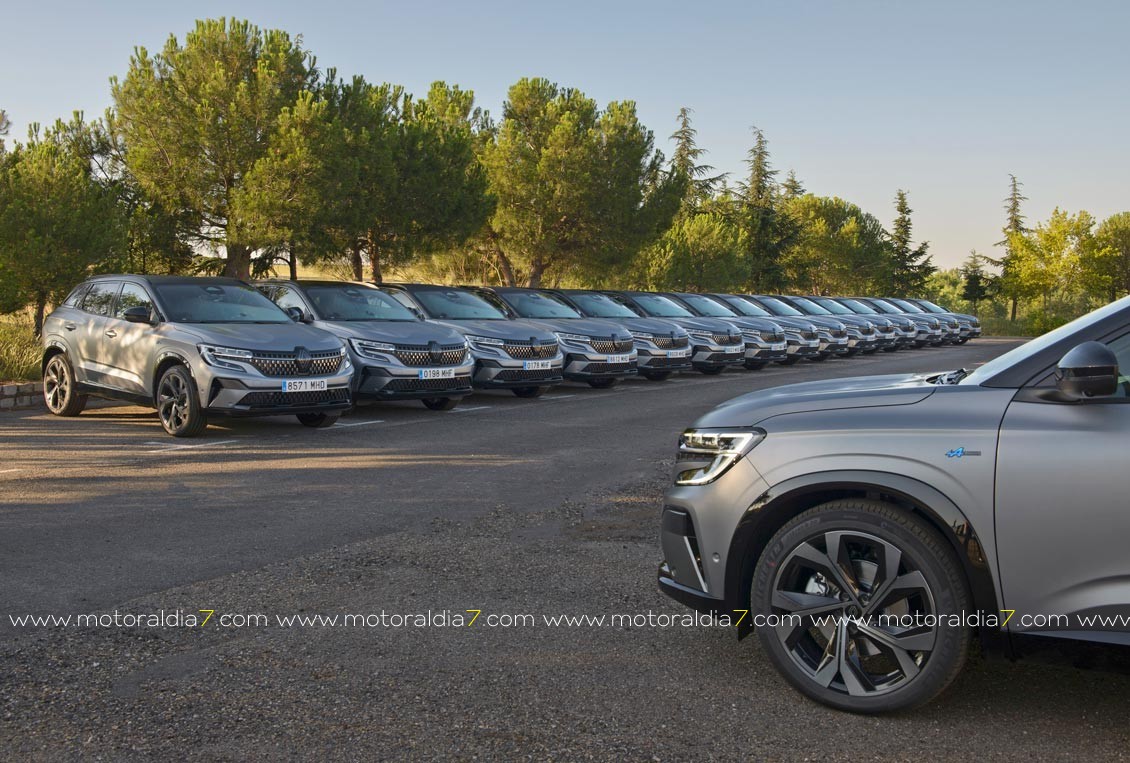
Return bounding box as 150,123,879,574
779,194,890,295
886,190,935,294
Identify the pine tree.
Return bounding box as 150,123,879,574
887,189,935,295
739,126,784,290
781,169,805,199
669,107,723,210
0,110,10,153
994,174,1028,320
960,251,992,313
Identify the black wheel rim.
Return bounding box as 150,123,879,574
770,530,937,697
157,373,190,431
44,358,69,412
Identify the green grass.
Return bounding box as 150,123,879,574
0,316,41,382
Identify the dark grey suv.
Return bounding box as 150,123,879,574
659,295,1130,712
41,276,353,436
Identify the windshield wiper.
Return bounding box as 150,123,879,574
934,368,969,385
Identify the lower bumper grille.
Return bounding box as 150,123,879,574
644,355,692,368
383,376,473,392
494,368,561,382
576,361,635,374
237,388,350,408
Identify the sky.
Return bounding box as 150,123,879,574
3,0,1128,268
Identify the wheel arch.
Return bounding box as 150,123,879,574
151,351,194,405
724,470,1006,653
41,340,68,373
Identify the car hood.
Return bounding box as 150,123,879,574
831,314,878,330
431,318,557,342
708,316,783,333
804,316,847,332
664,316,743,335
693,372,939,428
314,319,466,346
175,322,342,351
610,316,689,337
519,317,632,341
764,316,820,333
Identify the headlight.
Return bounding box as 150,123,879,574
350,338,396,359
741,329,762,339
686,330,714,341
465,334,504,349
629,331,655,340
198,344,253,370
555,332,593,345
676,428,765,486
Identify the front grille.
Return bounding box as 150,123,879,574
250,350,343,377
494,368,561,382
713,334,743,345
831,329,847,338
392,343,468,367
861,326,874,335
706,352,744,363
878,325,894,334
652,336,690,350
590,338,634,354
644,355,691,368
801,330,817,340
238,388,350,408
578,361,635,374
384,376,472,392
766,332,785,342
502,341,558,360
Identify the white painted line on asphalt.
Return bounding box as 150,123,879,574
332,420,386,428
453,406,491,413
144,439,238,454
543,394,577,401
0,468,21,474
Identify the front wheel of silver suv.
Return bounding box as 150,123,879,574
43,353,88,416
751,499,971,713
156,365,207,437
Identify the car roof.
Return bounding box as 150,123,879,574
258,279,376,288
86,274,248,286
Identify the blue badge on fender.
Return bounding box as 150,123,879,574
946,447,981,458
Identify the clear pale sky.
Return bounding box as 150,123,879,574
4,0,1128,268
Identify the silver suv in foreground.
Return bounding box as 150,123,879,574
42,276,352,436
659,296,1130,712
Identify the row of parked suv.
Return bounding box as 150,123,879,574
39,275,980,436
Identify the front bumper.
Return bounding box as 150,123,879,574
637,345,693,373
784,337,821,358
473,357,564,389
562,350,638,380
204,374,353,416
817,335,851,355
691,342,746,370
846,335,878,352
743,340,788,364
356,363,474,400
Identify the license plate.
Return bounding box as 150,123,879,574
418,368,456,379
725,345,743,353
282,379,328,392
771,343,786,351
606,354,632,364
523,360,552,370
667,349,690,358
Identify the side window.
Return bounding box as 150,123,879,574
114,284,155,320
81,282,121,317
62,284,89,307
1107,333,1130,397
272,286,309,314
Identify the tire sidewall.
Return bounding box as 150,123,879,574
158,365,205,437
752,502,970,713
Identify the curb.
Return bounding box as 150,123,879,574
0,382,42,411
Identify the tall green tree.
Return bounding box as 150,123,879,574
1008,208,1095,311
638,211,745,291
780,194,889,295
959,251,993,313
0,121,125,333
886,189,935,294
738,126,786,290
780,170,805,200
669,107,721,210
994,174,1028,320
0,110,10,153
111,18,317,279
482,78,678,287
1083,212,1130,302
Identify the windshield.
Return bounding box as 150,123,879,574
500,291,582,319
788,296,833,315
633,294,694,318
888,298,925,313
754,296,804,317
811,297,851,315
867,299,904,314
679,294,736,317
916,299,948,313
412,288,507,320
963,296,1130,385
721,296,772,317
305,285,417,321
155,282,289,324
567,292,638,318
839,299,878,315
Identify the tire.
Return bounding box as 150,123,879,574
297,412,340,427
751,498,971,714
512,386,549,398
421,397,458,411
641,371,671,382
156,365,207,437
956,338,969,345
697,366,724,375
42,353,87,417
587,378,619,389
744,361,768,371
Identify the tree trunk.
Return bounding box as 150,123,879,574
1009,296,1017,322
34,293,47,338
289,244,298,280
350,244,364,281
225,243,252,280
526,259,546,288
368,230,382,284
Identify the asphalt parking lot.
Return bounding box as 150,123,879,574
4,337,1130,760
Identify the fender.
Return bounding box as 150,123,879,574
725,469,1007,653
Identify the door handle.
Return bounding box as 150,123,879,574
64,323,77,331
105,329,118,338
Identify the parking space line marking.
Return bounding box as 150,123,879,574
332,420,385,428
0,468,21,474
144,439,238,454
453,406,491,413
543,395,577,401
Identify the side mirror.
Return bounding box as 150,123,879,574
1056,341,1119,399
285,306,309,323
122,306,155,325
